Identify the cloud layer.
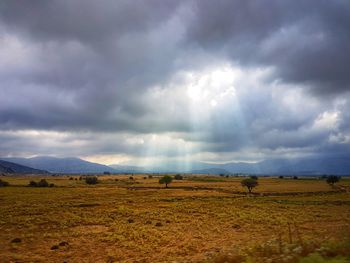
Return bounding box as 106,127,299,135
0,0,349,165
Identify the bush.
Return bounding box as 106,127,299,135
293,176,299,180
85,176,98,185
37,179,49,187
29,180,38,187
28,179,52,187
250,175,258,180
326,175,340,186
279,175,284,179
0,179,9,187
174,174,183,180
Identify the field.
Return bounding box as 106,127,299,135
1,175,350,263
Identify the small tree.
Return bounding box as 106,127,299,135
159,175,173,188
241,178,258,194
326,175,340,186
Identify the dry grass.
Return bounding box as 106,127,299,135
0,175,349,262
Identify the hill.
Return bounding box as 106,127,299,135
0,160,48,174
2,156,116,174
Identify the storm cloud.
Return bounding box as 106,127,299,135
0,0,349,165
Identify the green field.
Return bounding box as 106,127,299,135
0,175,350,262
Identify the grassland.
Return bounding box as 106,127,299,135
0,175,350,262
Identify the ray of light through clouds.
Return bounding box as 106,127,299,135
0,0,350,167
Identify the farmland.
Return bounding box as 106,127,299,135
0,175,350,263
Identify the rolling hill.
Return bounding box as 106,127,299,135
0,160,48,174
2,156,116,174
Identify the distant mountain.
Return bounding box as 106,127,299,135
2,156,117,174
190,168,231,175
0,159,48,174
110,156,350,175
196,156,350,175
109,164,145,173
2,156,349,175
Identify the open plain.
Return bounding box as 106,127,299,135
1,175,350,263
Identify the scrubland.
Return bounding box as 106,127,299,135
0,175,349,262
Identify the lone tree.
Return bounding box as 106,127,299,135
241,178,258,194
326,175,340,186
159,175,173,188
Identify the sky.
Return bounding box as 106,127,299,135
0,0,350,166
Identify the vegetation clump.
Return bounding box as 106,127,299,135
85,176,98,185
159,175,173,188
326,175,340,186
0,179,9,187
241,178,258,193
11,238,21,243
174,174,183,180
28,179,53,187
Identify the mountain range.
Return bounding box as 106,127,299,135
1,156,349,175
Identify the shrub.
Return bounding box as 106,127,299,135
326,175,340,186
241,178,258,193
174,174,183,180
129,176,134,180
85,176,98,185
279,175,284,179
293,176,299,180
29,180,38,187
28,179,51,187
159,175,173,188
0,179,9,187
37,179,49,187
250,175,258,180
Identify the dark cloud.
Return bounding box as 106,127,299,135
0,0,349,162
186,0,350,95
